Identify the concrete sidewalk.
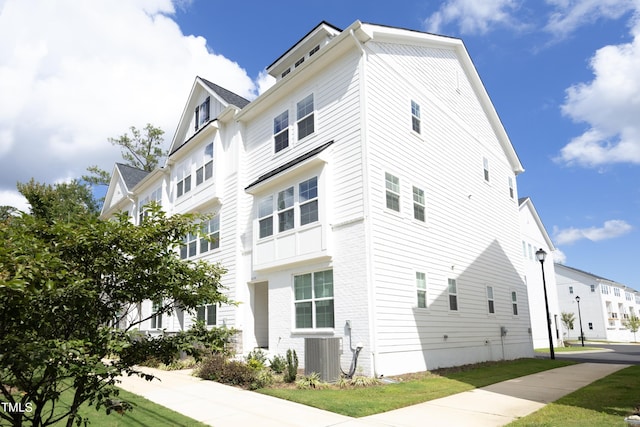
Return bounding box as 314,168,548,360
117,362,629,427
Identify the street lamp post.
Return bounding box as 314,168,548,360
535,249,555,359
575,296,585,347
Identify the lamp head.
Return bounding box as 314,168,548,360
575,296,580,303
535,248,547,263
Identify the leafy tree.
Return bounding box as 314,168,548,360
83,123,166,186
561,312,575,340
623,315,640,342
17,179,99,223
0,205,18,221
0,183,229,426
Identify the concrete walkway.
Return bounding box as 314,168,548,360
117,362,629,427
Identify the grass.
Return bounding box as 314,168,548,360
258,358,575,417
534,346,603,353
506,365,640,426
30,385,208,427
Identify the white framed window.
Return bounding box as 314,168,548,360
487,286,495,314
296,94,314,140
602,285,610,295
508,177,514,199
569,286,573,294
200,215,220,253
294,270,334,329
614,287,621,297
151,300,162,329
385,172,400,212
591,285,595,292
258,195,274,238
138,187,162,224
511,291,518,315
295,57,305,67
299,177,318,225
195,97,210,131
176,162,192,198
309,45,320,56
281,68,291,78
274,111,289,153
181,232,198,259
277,186,294,232
588,322,593,330
483,157,490,182
196,143,214,186
522,241,527,258
197,304,216,326
412,186,426,222
448,278,458,311
411,100,421,134
416,272,427,308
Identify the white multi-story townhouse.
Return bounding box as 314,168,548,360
555,263,640,342
518,197,563,349
102,20,534,376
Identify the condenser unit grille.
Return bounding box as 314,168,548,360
304,337,341,382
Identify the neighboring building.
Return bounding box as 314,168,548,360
518,197,563,349
102,20,533,376
555,263,640,342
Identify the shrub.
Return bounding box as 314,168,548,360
249,369,274,390
296,372,325,389
350,375,381,387
269,355,286,374
246,348,268,365
284,349,298,383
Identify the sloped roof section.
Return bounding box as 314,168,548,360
199,77,250,109
116,163,149,190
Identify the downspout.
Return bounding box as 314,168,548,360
349,27,379,377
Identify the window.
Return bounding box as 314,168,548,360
277,187,294,232
274,111,289,153
138,187,161,224
385,173,400,212
508,177,514,199
511,291,518,315
196,143,214,186
591,285,595,293
258,196,274,238
257,176,320,239
176,163,192,198
151,301,162,329
296,94,314,140
601,285,610,295
522,241,527,258
416,272,427,308
181,214,220,259
614,287,621,297
295,57,305,67
200,215,220,253
195,97,210,131
588,322,593,330
448,279,458,311
299,177,318,225
294,270,334,329
487,286,495,314
569,286,573,294
411,100,421,134
281,68,291,78
528,243,533,260
413,186,426,222
197,304,216,326
483,157,490,182
309,45,320,56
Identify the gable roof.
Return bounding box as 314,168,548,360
116,163,150,189
554,263,637,292
519,196,555,251
199,77,250,109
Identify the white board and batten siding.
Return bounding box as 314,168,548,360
363,40,531,375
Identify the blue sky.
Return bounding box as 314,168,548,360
1,0,639,288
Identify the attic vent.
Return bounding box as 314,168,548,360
281,68,291,78
295,57,305,67
309,45,319,56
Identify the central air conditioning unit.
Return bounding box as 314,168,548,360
304,337,341,382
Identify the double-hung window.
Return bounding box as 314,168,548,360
511,291,518,315
176,163,192,198
416,272,427,308
448,279,458,311
508,177,514,199
200,215,220,253
487,286,495,314
258,196,274,238
483,157,490,182
277,187,294,232
297,94,314,140
196,143,214,185
411,100,421,134
197,304,216,326
413,186,426,222
195,97,210,131
181,232,198,259
151,300,162,329
385,173,400,212
274,111,289,153
299,177,318,225
294,270,334,329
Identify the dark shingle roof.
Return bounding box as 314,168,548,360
245,141,334,190
116,163,149,189
199,77,250,109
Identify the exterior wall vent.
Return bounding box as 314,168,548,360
304,337,341,382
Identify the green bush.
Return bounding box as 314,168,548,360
296,372,326,389
284,349,298,383
246,348,268,365
270,355,286,374
249,369,274,390
196,354,269,389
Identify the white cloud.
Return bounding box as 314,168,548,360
0,0,256,208
554,219,633,245
424,0,523,35
255,70,276,96
0,189,29,212
552,248,567,264
545,0,637,38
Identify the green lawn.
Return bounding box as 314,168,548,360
534,346,603,353
506,365,640,426
35,386,208,427
258,358,575,417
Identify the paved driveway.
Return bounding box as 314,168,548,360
550,343,640,365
